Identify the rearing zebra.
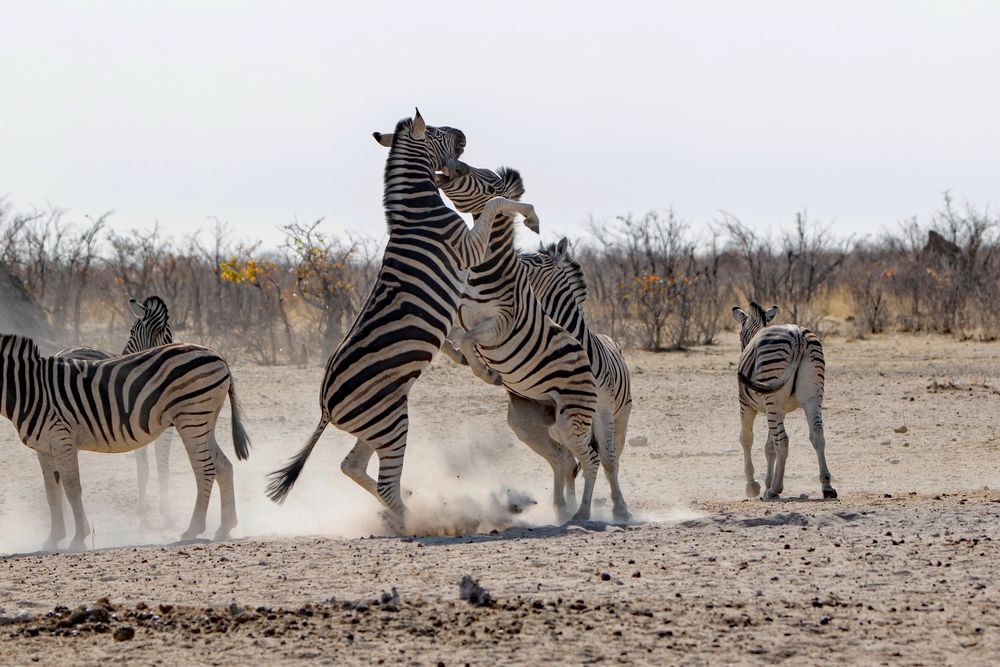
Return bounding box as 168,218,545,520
57,296,176,522
266,110,535,527
436,161,602,521
0,334,251,550
732,302,836,500
437,161,630,521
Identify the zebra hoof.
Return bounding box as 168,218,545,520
762,490,780,501
746,481,761,498
612,508,633,524
823,488,838,499
67,538,87,552
569,509,591,522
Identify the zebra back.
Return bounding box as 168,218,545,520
733,302,824,396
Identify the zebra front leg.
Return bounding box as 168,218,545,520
596,409,631,523
438,339,470,366
461,198,539,268
53,444,91,551
740,408,760,498
36,452,66,550
804,399,837,499
764,404,789,500
454,320,503,386
155,430,174,526
135,446,151,520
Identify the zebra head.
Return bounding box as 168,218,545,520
732,302,778,349
372,108,466,172
436,163,537,233
520,237,589,315
123,296,173,355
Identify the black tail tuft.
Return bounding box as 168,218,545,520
228,379,252,460
266,417,329,503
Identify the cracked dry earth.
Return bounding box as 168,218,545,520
1,333,999,664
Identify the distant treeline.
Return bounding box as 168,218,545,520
0,193,996,363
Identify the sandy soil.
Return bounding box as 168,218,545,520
1,332,999,664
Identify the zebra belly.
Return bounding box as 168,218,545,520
480,326,594,406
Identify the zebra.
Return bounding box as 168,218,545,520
434,163,602,522
732,302,836,500
435,160,630,521
265,109,538,527
520,239,633,522
56,296,175,523
0,334,251,550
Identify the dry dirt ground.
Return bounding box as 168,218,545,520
1,333,998,665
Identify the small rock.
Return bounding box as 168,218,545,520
113,625,135,641
458,576,493,607
880,439,891,446
893,425,908,434
600,572,612,581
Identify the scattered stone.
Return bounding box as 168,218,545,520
893,425,908,434
459,576,493,607
379,588,401,612
113,625,135,641
601,572,612,581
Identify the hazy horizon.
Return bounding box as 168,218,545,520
2,1,997,249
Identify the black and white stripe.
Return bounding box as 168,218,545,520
1,334,251,550
732,302,835,500
437,161,603,522
57,295,176,521
266,110,509,526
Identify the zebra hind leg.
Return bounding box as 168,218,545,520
155,430,174,526
208,436,237,540
763,402,789,500
596,409,630,523
552,409,599,522
52,443,91,551
135,446,151,521
506,396,570,520
177,425,219,541
803,398,837,499
341,438,378,497
36,452,66,550
740,408,760,498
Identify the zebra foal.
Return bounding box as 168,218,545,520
57,295,175,522
0,334,251,550
733,302,836,500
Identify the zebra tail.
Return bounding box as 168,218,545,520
228,379,252,461
737,340,805,394
265,416,330,504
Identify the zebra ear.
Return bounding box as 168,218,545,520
765,305,779,322
410,109,426,140
732,307,747,325
372,132,393,148
556,237,570,256
128,298,146,318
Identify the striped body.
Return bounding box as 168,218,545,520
439,162,603,521
56,295,176,521
733,303,836,500
1,334,250,549
267,111,506,525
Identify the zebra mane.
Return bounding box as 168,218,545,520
0,333,41,360
495,167,525,201
749,301,768,323
529,241,590,307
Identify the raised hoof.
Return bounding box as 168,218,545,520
823,488,839,499
746,481,762,498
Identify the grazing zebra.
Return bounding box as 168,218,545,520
0,334,251,550
436,161,629,521
521,239,633,521
732,302,836,500
435,163,602,521
57,296,175,522
266,110,536,527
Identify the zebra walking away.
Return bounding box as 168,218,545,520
732,302,836,500
57,296,176,523
1,334,251,550
266,110,532,528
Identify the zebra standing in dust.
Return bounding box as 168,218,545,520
57,296,175,523
266,110,537,527
732,302,836,500
436,161,602,522
0,334,251,550
520,239,633,521
435,160,630,521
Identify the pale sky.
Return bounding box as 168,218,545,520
1,1,998,249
